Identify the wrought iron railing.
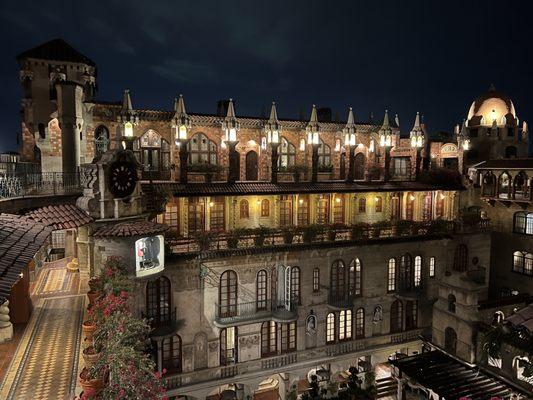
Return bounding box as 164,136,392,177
214,299,298,325
0,172,81,199
328,293,355,308
142,307,177,337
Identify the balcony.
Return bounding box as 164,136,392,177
0,172,81,199
143,307,178,338
396,282,423,299
214,300,298,326
328,293,355,309
167,219,475,256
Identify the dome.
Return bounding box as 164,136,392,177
467,85,517,127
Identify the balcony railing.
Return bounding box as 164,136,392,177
0,172,82,199
328,293,355,308
214,300,298,325
168,220,486,256
142,307,178,337
164,327,426,392
141,169,171,181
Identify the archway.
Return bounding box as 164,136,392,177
134,129,171,179
354,153,365,180
246,151,258,181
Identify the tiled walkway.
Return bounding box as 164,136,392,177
0,259,85,400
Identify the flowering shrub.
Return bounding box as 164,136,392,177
88,291,130,326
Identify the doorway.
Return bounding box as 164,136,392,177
246,151,258,181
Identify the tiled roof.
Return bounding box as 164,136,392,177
505,303,533,332
142,180,464,199
0,214,53,303
17,38,96,66
91,102,384,131
92,220,168,237
476,158,533,170
24,204,93,230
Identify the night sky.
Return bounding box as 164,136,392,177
0,0,532,152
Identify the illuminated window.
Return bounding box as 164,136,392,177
261,321,277,357
256,270,267,311
313,268,320,292
333,195,345,223
514,212,533,235
318,139,331,166
349,258,362,297
414,256,422,287
316,195,330,225
240,199,249,219
355,308,365,339
513,251,533,276
326,313,335,343
375,196,383,213
339,309,352,341
297,195,309,226
387,258,396,292
280,195,293,226
279,137,296,168
261,199,270,217
209,197,225,231
188,132,218,164
220,327,237,365
158,199,179,233
429,257,436,277
281,321,296,352
188,198,205,235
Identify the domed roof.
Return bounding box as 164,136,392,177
467,85,517,126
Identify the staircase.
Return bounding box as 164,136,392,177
376,376,397,399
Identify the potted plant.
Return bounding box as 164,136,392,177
79,367,104,395
87,276,103,305
301,224,324,243
82,319,97,342
253,225,272,247
287,165,307,183
189,163,223,183
281,226,295,244
351,222,369,240
82,344,102,368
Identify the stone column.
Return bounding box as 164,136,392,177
396,377,405,400
156,338,163,373
0,300,13,343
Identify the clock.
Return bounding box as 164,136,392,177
108,160,137,198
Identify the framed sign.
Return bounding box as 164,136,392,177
135,235,164,277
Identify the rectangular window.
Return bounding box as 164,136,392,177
188,198,205,235
209,197,225,231
316,196,330,225
157,199,179,233
375,196,383,213
280,196,293,227
281,322,296,352
333,195,344,223
392,157,410,178
339,310,352,341
220,327,237,365
414,256,422,287
312,268,320,292
388,259,396,292
358,197,366,213
261,199,270,217
326,313,335,344
429,257,436,277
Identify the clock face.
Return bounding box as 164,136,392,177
108,160,137,198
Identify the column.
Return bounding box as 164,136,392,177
0,300,13,343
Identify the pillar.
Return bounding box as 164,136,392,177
56,82,83,175
0,300,13,343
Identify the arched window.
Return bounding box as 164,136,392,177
349,258,362,297
375,196,383,213
498,172,511,198
429,257,436,277
387,258,396,292
355,308,365,339
297,195,310,226
220,327,237,365
146,276,171,327
354,153,365,180
330,260,346,302
492,311,505,325
209,197,225,231
313,268,320,292
406,301,418,330
390,300,403,333
162,334,182,373
291,266,301,304
261,199,270,217
513,212,533,235
219,270,237,318
444,327,457,355
279,137,296,168
414,256,422,288
326,313,335,343
400,253,413,291
240,199,249,218
453,244,468,271
448,294,456,313
333,195,345,223
339,309,352,341
513,171,528,199
94,125,109,157
358,197,366,213
482,172,496,196
513,251,525,273
256,270,267,310
188,132,218,164
261,321,277,357
318,139,331,166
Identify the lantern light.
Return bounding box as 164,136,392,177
124,122,133,138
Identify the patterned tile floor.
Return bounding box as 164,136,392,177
0,260,85,400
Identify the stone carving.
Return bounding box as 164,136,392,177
183,345,193,358
194,332,208,370
238,334,259,348
208,341,218,352
0,300,13,343
373,305,383,324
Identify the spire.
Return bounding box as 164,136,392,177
382,110,390,128
264,101,281,136
413,111,421,129
310,104,318,124
226,98,236,119
306,104,320,144
410,112,425,148
173,94,191,138
343,107,356,135
175,94,187,115
222,98,239,141
121,89,133,112
395,113,400,127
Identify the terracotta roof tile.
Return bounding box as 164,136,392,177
0,214,53,303
92,220,168,238
24,204,93,230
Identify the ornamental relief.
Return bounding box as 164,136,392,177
208,341,218,352
238,334,260,349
